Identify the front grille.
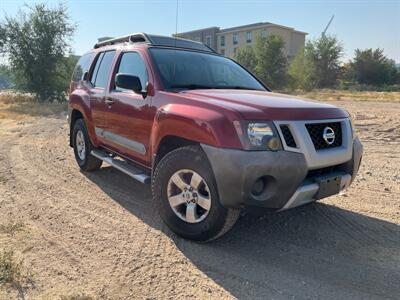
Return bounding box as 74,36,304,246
280,125,297,148
305,122,342,150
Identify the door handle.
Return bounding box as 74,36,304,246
105,97,115,105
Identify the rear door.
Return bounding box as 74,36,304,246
88,50,116,144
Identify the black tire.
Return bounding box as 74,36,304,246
72,118,102,171
152,145,240,242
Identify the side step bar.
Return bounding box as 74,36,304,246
91,150,150,184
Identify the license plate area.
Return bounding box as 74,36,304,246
314,175,341,199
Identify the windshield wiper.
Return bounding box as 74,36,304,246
170,84,263,91
213,86,260,91
170,84,216,90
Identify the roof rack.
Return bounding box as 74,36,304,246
93,33,215,53
94,33,150,49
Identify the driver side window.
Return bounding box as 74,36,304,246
116,52,148,91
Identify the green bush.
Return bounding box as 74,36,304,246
233,46,257,73
254,35,288,89
347,48,399,86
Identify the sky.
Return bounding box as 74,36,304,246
1,0,399,62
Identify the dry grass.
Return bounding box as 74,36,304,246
0,175,7,184
0,221,25,236
0,249,30,290
290,89,400,103
60,295,94,300
0,90,67,120
0,91,37,104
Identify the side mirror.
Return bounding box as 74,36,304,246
82,71,89,81
115,74,143,93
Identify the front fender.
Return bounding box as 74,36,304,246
150,103,242,155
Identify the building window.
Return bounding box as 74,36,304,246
246,31,252,43
205,36,212,47
233,33,238,45
233,47,237,55
261,29,267,38
220,49,225,56
220,35,225,47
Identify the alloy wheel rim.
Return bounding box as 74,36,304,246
167,169,211,223
76,130,86,161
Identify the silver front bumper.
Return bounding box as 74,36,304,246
279,173,352,211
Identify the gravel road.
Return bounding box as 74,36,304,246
0,100,399,299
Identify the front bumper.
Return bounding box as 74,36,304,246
201,137,363,210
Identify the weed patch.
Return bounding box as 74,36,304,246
0,249,29,289
0,221,24,235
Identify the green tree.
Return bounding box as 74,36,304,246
0,3,75,102
233,46,257,73
0,64,13,89
254,35,287,89
306,35,343,88
288,47,316,91
349,48,398,85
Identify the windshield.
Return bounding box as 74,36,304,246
149,48,267,91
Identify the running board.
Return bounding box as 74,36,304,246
91,150,150,184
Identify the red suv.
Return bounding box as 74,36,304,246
68,33,363,242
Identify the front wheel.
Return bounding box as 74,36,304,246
152,146,240,242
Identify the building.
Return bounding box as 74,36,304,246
174,27,220,51
176,22,307,59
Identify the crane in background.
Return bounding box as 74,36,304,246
322,15,335,37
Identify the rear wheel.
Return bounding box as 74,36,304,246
152,146,240,242
72,119,102,171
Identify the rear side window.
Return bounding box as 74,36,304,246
90,52,104,85
90,51,116,88
72,53,94,82
116,52,148,91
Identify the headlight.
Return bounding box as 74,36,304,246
234,121,282,151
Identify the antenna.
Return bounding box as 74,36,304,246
322,15,334,37
173,0,179,84
175,0,179,39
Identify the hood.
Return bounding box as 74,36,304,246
180,89,348,120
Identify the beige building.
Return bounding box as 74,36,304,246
177,22,307,59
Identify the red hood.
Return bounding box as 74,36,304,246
180,89,348,120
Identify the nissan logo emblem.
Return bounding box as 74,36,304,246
323,127,335,145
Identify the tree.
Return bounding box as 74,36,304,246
233,46,257,73
349,48,398,86
0,3,75,102
288,48,316,91
0,64,13,89
306,35,343,88
254,35,287,89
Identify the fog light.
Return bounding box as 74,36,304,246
251,178,265,196
267,137,280,151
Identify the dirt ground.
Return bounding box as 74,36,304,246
0,99,399,299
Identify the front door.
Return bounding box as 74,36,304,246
101,51,153,166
